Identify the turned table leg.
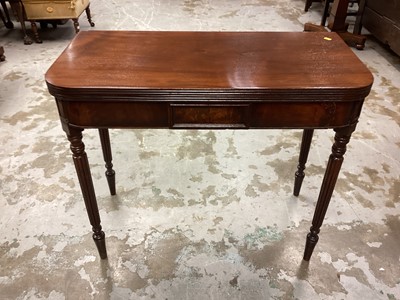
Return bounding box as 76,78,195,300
294,129,314,196
66,126,107,259
99,129,116,196
303,125,356,261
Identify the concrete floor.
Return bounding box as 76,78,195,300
0,0,399,299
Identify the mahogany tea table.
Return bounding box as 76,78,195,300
45,31,373,261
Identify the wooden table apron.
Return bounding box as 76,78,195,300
45,31,373,261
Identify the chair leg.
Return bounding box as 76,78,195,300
9,2,33,44
321,0,332,26
30,21,42,43
305,0,313,11
0,46,5,61
0,0,14,28
353,0,365,35
0,4,6,25
72,18,80,33
85,4,95,27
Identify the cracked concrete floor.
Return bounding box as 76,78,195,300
0,0,399,299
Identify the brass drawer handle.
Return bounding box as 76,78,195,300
46,7,54,13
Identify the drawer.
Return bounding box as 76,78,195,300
22,0,90,20
170,104,249,128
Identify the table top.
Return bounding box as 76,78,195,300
45,31,373,99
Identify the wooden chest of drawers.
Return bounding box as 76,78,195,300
359,0,400,56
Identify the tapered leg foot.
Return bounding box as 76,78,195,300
303,228,319,261
93,227,107,259
105,170,116,196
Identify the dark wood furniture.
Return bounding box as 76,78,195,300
0,0,94,44
305,0,366,49
0,0,13,28
305,0,321,12
321,0,358,27
21,0,94,44
0,0,32,44
0,46,5,61
0,0,5,61
0,0,6,60
355,0,400,56
45,31,373,262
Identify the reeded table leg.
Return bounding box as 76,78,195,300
294,129,314,196
66,126,107,259
303,125,356,261
99,129,116,196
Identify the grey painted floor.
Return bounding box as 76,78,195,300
0,0,399,299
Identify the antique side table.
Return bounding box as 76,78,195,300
45,31,373,261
